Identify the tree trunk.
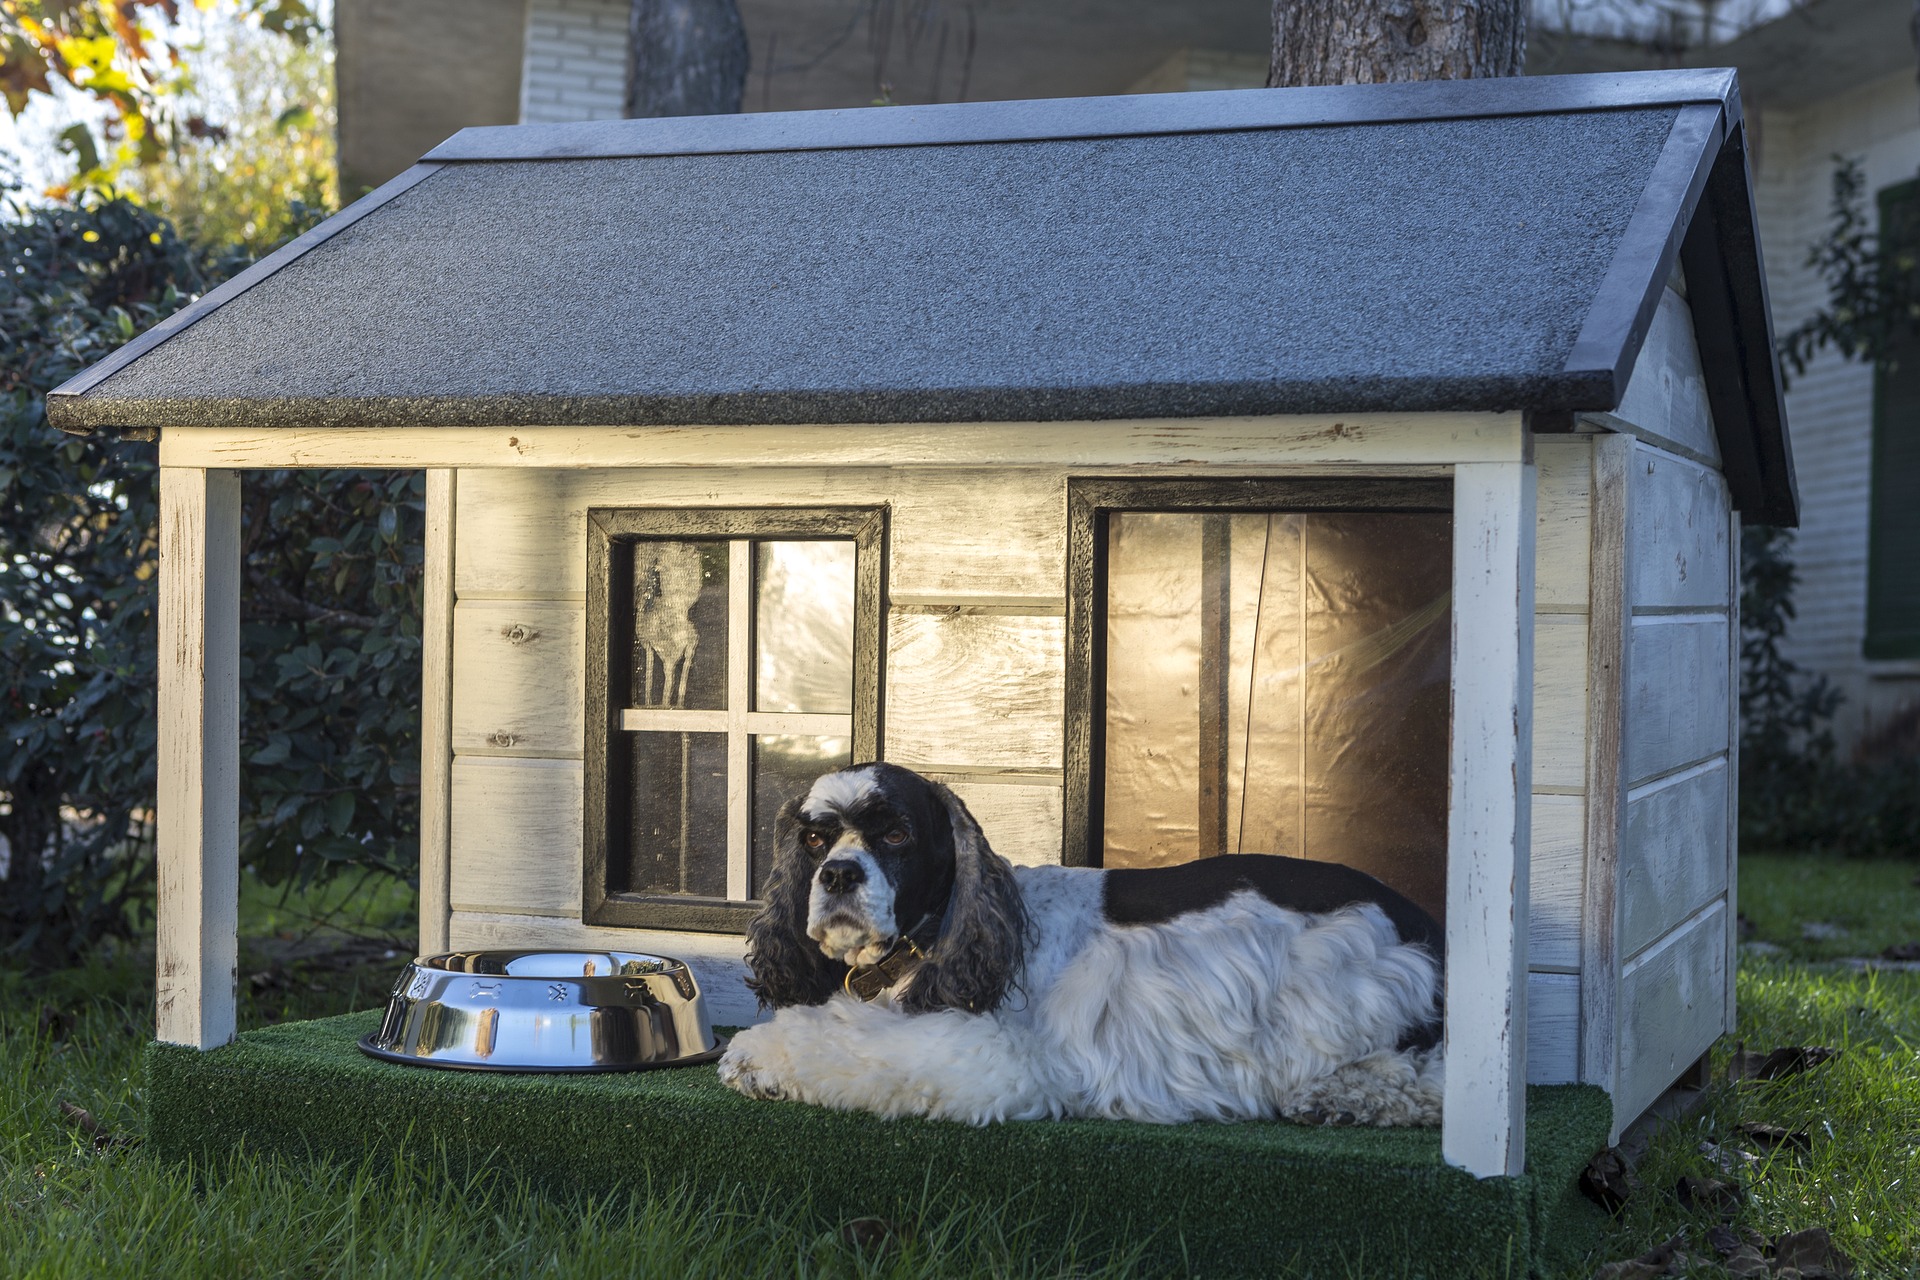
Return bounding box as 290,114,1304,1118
1268,0,1525,87
625,0,750,118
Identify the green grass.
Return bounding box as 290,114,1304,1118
1737,852,1920,961
4,860,1918,1277
1574,856,1920,1278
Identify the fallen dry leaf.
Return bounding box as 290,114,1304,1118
1674,1174,1745,1216
1772,1226,1853,1280
1700,1139,1763,1175
1880,941,1920,962
1580,1146,1641,1215
55,1101,135,1153
1590,1233,1688,1280
1728,1045,1841,1083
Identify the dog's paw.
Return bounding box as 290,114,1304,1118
1280,1105,1358,1127
718,1045,788,1101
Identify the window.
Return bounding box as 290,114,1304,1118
1869,180,1920,660
1065,478,1452,924
584,508,886,932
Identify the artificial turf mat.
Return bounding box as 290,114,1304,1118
147,1012,1611,1278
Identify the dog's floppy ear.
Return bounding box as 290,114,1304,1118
898,781,1028,1015
743,798,845,1009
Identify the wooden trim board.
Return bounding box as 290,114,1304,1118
1581,434,1631,1103
418,470,456,955
157,415,1525,471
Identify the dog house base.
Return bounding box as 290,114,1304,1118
148,1012,1612,1277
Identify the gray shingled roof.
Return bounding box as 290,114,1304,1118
47,69,1795,522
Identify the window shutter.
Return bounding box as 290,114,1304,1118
1869,182,1920,660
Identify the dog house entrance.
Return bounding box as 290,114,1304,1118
1068,480,1452,925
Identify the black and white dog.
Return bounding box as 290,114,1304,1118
718,763,1445,1126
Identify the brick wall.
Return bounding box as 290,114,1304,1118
522,0,628,124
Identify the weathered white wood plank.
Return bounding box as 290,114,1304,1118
1532,617,1589,792
451,601,584,757
162,413,1526,471
448,910,761,1027
449,757,583,918
885,613,1065,772
1581,432,1632,1095
1627,445,1733,611
1724,509,1743,1034
1617,901,1728,1126
156,468,242,1049
455,467,857,600
1534,439,1592,613
1621,761,1731,959
1584,289,1721,468
1529,794,1585,972
1444,459,1536,1178
920,778,1063,867
1527,971,1580,1085
419,469,457,955
452,467,1064,601
888,470,1063,601
1626,617,1732,785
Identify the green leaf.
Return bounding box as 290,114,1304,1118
326,791,354,836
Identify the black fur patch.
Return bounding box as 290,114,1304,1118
1102,855,1443,1051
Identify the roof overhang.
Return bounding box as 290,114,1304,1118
47,69,1796,524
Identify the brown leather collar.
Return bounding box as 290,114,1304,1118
843,913,941,1002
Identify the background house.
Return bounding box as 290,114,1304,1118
333,0,1918,752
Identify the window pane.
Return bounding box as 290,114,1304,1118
1102,510,1451,925
628,731,727,897
754,541,855,714
751,734,853,897
632,541,729,710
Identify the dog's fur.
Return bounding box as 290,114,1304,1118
719,763,1445,1126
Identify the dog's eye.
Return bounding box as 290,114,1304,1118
882,827,908,846
801,831,827,853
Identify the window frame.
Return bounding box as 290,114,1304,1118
583,505,887,933
1062,476,1454,867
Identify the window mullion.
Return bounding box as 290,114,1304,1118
726,540,753,901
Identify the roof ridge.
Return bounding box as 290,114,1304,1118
425,68,1739,165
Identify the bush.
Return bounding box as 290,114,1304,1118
1739,525,1920,857
1,192,422,968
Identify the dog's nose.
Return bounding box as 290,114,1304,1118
818,859,866,895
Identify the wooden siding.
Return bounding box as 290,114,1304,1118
1581,287,1720,467
442,425,1578,1108
1599,434,1738,1136
1525,438,1595,1085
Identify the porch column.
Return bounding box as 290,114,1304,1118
1444,458,1537,1177
156,467,242,1048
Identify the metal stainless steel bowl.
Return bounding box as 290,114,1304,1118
358,950,724,1073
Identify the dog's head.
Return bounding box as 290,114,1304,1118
743,763,1027,1014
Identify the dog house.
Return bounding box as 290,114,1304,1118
50,69,1792,1181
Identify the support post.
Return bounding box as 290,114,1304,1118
1443,458,1537,1177
418,468,457,955
156,467,241,1048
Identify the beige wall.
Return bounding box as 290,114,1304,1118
335,0,527,194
